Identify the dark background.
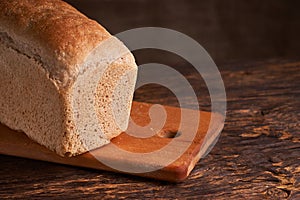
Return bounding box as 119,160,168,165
65,0,300,65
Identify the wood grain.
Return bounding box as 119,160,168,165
0,102,223,182
0,59,299,199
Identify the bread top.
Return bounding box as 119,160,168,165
0,0,111,86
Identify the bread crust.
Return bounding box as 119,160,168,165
0,0,138,156
0,0,111,85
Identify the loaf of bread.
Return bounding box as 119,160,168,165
0,0,137,156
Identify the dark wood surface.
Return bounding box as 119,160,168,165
0,59,299,199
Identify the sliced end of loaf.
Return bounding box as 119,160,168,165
61,37,138,156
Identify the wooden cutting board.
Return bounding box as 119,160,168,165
0,101,224,182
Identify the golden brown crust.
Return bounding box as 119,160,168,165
0,0,111,84
0,0,138,157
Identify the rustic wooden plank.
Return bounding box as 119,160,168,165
0,59,299,199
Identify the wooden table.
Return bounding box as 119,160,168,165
0,59,299,199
